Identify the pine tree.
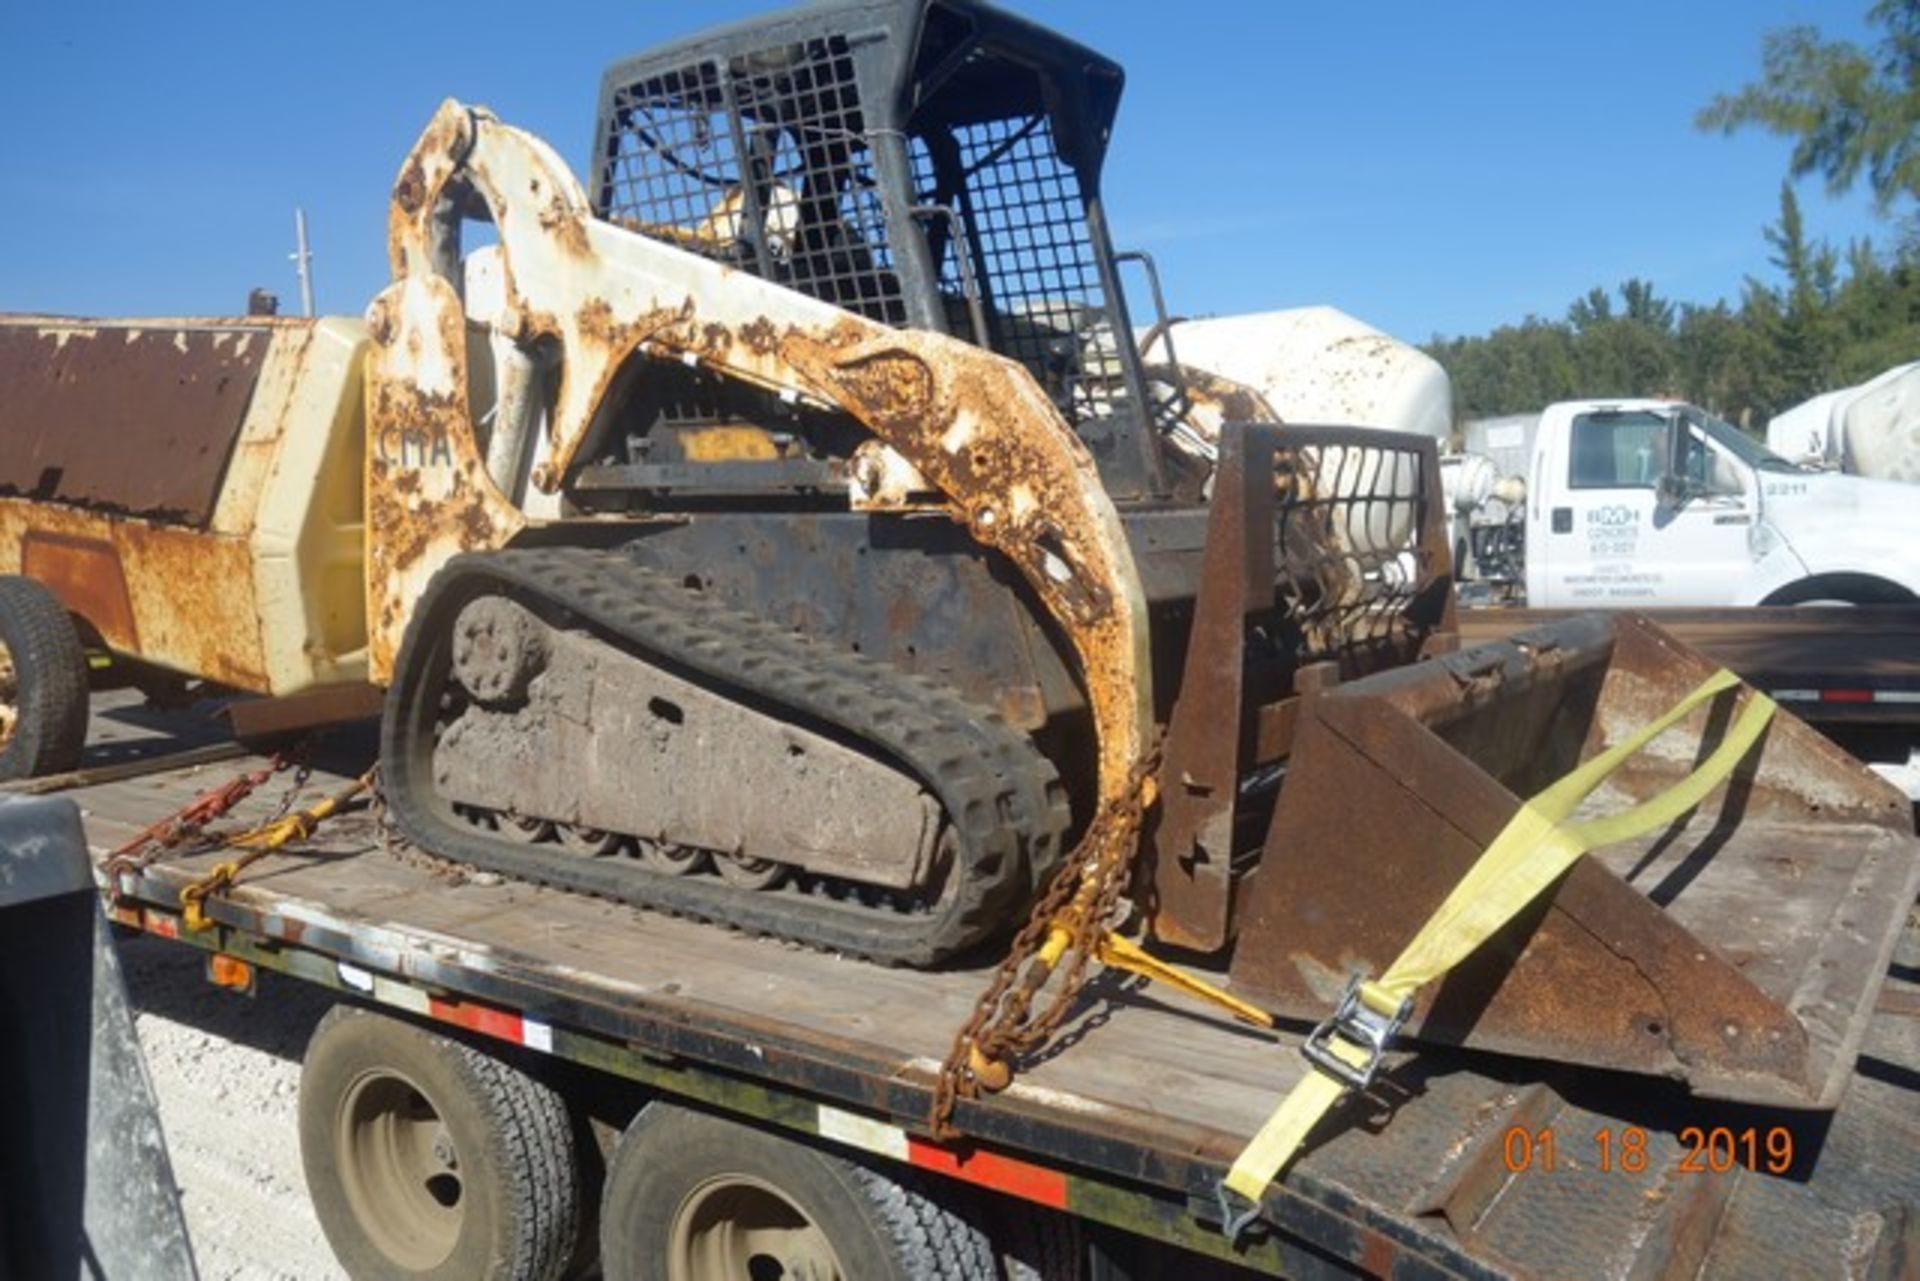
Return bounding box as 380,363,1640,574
1699,0,1920,213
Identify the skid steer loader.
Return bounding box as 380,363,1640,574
1,0,1914,1132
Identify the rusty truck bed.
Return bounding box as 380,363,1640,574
50,693,1920,1279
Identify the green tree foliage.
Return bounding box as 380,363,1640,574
1756,184,1841,400
1697,0,1920,212
1429,4,1920,429
1425,201,1920,427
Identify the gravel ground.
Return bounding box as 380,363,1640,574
118,933,346,1280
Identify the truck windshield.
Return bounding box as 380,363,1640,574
1685,407,1803,473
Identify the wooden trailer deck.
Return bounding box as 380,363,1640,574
39,693,1920,1279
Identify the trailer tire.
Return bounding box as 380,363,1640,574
599,1102,1000,1281
998,1201,1085,1279
299,1005,581,1281
0,575,89,782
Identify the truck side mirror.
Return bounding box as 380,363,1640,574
1655,471,1688,511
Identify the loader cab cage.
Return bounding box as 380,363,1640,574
592,0,1159,490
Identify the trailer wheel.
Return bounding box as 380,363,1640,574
997,1201,1085,1279
0,576,89,782
599,1103,1000,1281
299,1005,582,1281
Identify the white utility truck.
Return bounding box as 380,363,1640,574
1449,399,1920,786
1452,397,1920,608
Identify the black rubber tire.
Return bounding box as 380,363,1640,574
1761,573,1917,606
599,1102,1000,1281
0,575,89,782
298,1005,582,1281
997,1201,1085,1280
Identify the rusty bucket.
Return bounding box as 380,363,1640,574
1228,611,1920,1108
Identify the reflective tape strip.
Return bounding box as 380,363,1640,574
905,1136,1070,1208
815,1104,1069,1208
428,996,525,1045
372,974,431,1016
332,964,549,1053
1771,687,1920,704
818,1104,911,1161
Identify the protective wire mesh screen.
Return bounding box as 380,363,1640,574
1271,435,1441,674
598,38,907,326
913,115,1122,423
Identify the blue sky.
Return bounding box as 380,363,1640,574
0,1,1888,343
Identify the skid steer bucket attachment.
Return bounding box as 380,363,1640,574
1142,422,1457,952
1229,611,1920,1108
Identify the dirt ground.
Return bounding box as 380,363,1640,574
119,933,346,1280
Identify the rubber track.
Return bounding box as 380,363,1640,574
383,547,1069,967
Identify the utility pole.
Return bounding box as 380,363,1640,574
292,207,316,317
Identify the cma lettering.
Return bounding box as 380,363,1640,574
379,426,454,468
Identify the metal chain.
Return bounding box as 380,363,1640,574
364,763,410,856
101,751,297,887
932,744,1161,1136
254,762,315,829
180,768,374,932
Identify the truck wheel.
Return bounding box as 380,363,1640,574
599,1103,1000,1281
0,575,89,782
299,1005,582,1281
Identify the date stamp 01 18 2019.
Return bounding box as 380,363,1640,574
1502,1125,1796,1176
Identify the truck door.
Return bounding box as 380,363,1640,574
1543,409,1755,606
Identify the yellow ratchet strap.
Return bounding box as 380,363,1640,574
1098,932,1274,1029
180,773,372,933
1217,668,1774,1238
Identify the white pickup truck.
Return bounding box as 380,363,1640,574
1451,397,1920,608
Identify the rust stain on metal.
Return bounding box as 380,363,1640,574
739,315,779,356
539,196,590,258
774,318,1145,797
1229,612,1920,1109
0,497,268,689
0,318,274,526
394,160,428,216
369,98,1153,878
1141,424,1277,951
1152,362,1277,429
20,530,139,650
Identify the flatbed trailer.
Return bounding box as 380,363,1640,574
55,693,1920,1279
1459,606,1920,730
